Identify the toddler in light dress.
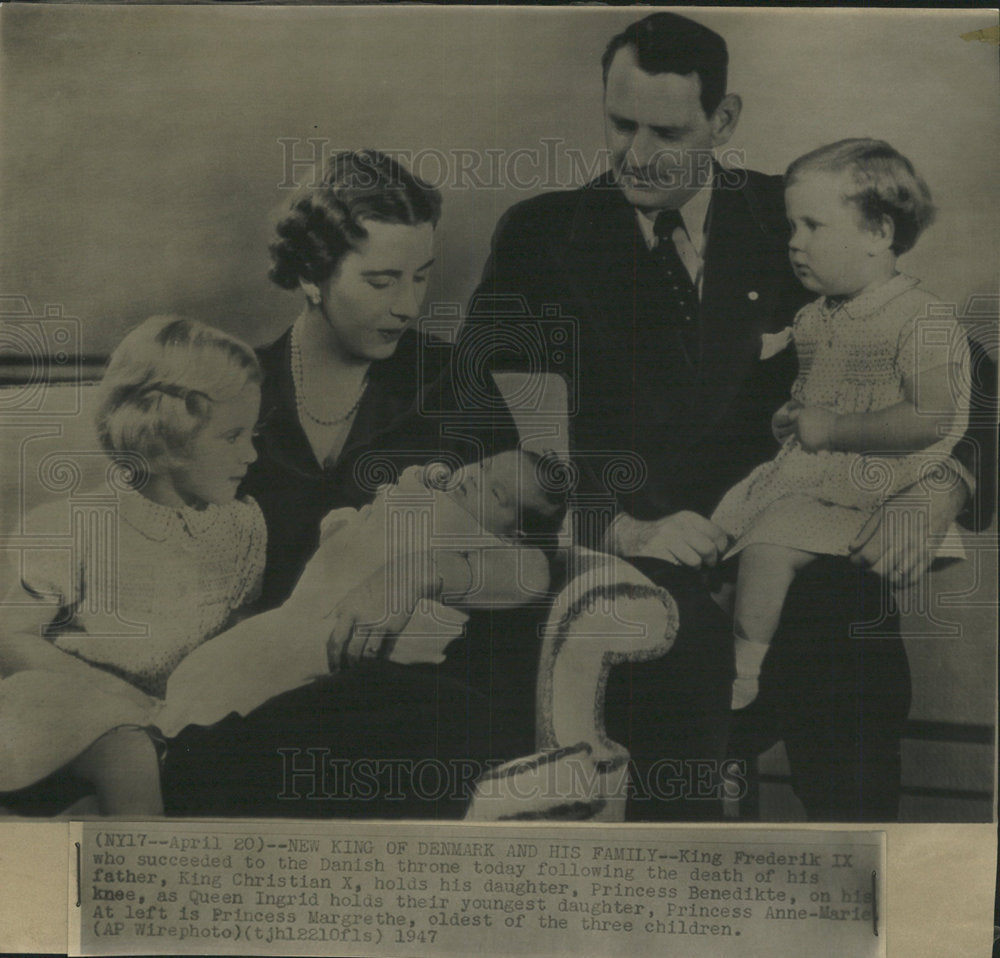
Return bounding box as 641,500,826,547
710,140,970,708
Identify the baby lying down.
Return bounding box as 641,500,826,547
154,449,566,737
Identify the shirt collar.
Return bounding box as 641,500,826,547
118,485,238,542
824,273,921,321
634,178,714,255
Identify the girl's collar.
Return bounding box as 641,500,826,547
821,273,920,320
118,486,245,542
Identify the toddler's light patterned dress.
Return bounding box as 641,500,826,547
712,274,970,556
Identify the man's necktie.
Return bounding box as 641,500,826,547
653,208,699,363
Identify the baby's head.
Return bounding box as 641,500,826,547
433,449,571,541
785,139,934,297
96,315,262,508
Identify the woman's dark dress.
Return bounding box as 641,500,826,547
162,328,542,818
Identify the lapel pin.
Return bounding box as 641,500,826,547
747,291,759,301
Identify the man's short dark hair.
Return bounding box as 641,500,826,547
601,13,729,117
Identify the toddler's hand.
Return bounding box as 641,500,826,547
771,400,802,444
793,406,838,452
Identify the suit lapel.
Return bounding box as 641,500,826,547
559,179,696,418
561,178,644,353
550,170,791,432
699,168,790,424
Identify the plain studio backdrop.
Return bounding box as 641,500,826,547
1,5,997,355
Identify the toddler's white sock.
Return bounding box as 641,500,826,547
731,636,770,710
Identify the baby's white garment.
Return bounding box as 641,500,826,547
154,473,486,736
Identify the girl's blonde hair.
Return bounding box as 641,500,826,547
96,316,261,474
786,138,935,254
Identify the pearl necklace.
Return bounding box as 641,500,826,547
290,324,369,428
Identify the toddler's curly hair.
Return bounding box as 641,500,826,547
786,138,935,254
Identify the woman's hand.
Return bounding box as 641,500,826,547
792,405,839,453
771,400,802,443
325,566,422,670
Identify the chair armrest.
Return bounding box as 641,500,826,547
466,548,678,822
535,548,679,761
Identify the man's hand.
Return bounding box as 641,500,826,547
792,405,839,452
608,511,730,568
849,475,966,590
771,400,802,444
325,568,418,670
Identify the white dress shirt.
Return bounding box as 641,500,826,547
635,179,714,297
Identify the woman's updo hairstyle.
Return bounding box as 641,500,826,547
269,149,443,290
786,138,935,255
96,315,261,478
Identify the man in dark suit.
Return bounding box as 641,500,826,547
463,12,974,820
